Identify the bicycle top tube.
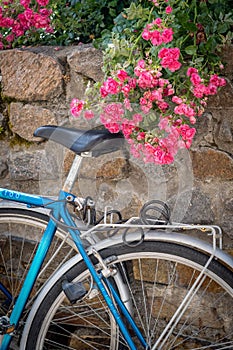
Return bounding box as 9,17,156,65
0,187,70,210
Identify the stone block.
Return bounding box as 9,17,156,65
207,80,233,108
168,188,214,224
67,45,104,83
212,109,233,154
0,49,64,101
8,150,60,181
191,148,233,180
10,103,57,142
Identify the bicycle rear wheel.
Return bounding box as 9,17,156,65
0,207,76,348
22,240,233,350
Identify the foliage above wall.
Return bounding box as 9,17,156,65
0,0,232,49
0,0,131,48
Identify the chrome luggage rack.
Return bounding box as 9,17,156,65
80,206,223,253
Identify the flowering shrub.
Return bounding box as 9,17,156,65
0,0,53,49
0,0,132,48
70,0,231,165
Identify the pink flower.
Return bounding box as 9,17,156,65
172,96,183,104
142,28,151,41
157,101,169,112
100,78,120,96
137,132,146,141
209,74,219,85
165,6,173,14
136,59,146,70
67,0,226,166
154,18,162,26
174,103,196,118
209,74,226,87
190,73,202,86
121,119,135,138
121,84,131,98
6,33,14,42
140,97,147,106
159,47,179,60
158,78,168,87
179,125,196,148
133,113,143,123
23,7,34,21
84,110,95,120
192,84,207,98
206,84,218,95
70,99,85,117
137,70,155,89
187,67,198,77
40,8,52,16
161,28,173,43
154,145,174,164
0,17,14,27
197,106,205,115
36,0,49,6
151,30,163,46
104,102,124,119
124,98,132,111
158,47,181,72
159,116,171,132
189,116,196,124
128,78,137,89
167,87,174,95
12,23,25,37
141,104,152,114
151,89,163,101
117,69,128,81
34,13,50,28
105,122,121,133
151,0,159,6
100,86,108,98
144,143,156,155
20,0,30,8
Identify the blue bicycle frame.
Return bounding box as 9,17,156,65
0,187,149,350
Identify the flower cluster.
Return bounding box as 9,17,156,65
142,17,173,46
70,0,226,165
0,0,52,49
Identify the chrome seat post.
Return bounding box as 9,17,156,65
62,154,84,192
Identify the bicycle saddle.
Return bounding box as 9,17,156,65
34,125,125,157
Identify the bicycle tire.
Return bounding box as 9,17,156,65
22,240,233,350
0,207,76,348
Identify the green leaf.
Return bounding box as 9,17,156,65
126,2,150,21
184,45,197,55
182,22,197,32
194,57,204,63
217,22,229,33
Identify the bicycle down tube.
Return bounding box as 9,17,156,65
0,188,148,350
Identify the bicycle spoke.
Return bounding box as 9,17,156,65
0,208,77,349
20,242,233,350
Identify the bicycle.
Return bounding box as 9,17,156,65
0,124,233,350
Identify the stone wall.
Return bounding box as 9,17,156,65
0,45,232,252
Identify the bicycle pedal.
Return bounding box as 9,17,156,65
62,279,87,304
0,316,15,335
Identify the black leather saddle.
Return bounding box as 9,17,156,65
34,125,125,157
